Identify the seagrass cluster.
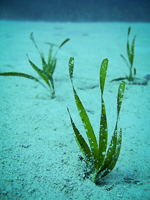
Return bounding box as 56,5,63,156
67,57,125,183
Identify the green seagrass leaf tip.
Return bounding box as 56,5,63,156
59,38,70,49
128,26,131,36
68,57,74,83
100,58,108,95
117,80,125,116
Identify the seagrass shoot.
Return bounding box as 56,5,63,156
67,57,125,183
0,32,70,98
111,26,136,82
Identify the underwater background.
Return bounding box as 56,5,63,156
0,0,150,199
0,0,150,22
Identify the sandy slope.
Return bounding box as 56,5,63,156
0,21,150,199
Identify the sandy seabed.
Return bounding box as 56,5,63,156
0,20,150,199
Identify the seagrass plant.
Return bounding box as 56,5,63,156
111,26,136,82
0,32,70,98
67,57,125,183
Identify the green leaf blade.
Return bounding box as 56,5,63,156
98,59,108,169
127,26,131,62
68,57,99,168
120,54,130,68
117,80,125,117
95,128,122,180
67,108,92,164
68,57,74,83
27,57,55,97
0,72,49,91
27,58,50,87
127,38,131,61
130,35,136,67
58,38,70,49
30,32,46,67
73,87,99,167
100,58,108,95
96,80,125,180
98,98,108,168
47,45,53,66
128,26,131,36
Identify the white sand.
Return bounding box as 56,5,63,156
0,21,150,199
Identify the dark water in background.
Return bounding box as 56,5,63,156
0,0,150,22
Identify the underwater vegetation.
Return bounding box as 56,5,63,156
67,57,125,184
0,33,70,98
111,26,137,83
121,26,136,81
